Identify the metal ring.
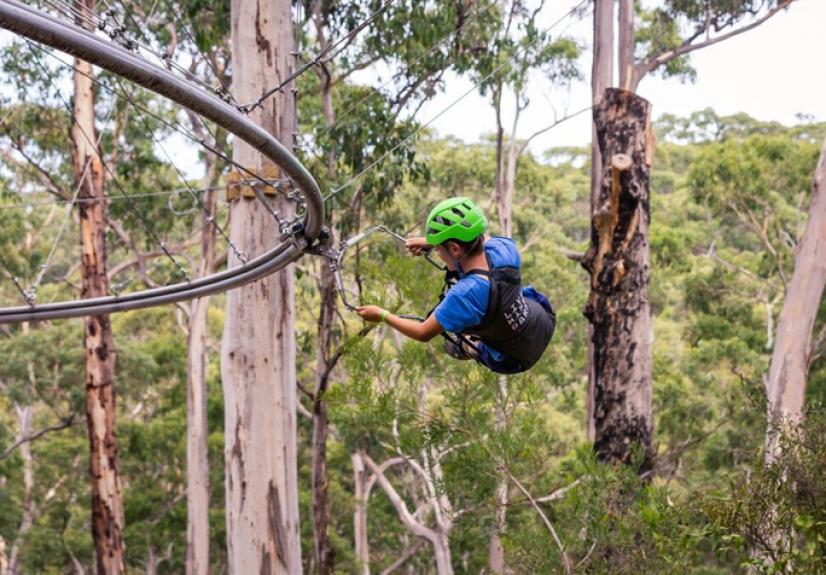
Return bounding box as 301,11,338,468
0,0,324,322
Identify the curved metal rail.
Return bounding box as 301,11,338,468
0,0,324,323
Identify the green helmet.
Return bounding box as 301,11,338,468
425,197,488,246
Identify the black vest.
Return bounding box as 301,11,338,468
461,256,555,371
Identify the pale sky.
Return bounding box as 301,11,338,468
2,0,823,176
411,0,826,154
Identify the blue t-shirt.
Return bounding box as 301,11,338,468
434,237,522,362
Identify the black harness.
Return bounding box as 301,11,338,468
440,253,556,372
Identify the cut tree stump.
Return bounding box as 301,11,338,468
582,88,655,471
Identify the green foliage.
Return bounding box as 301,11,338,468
635,1,793,83
0,1,824,568
703,409,826,574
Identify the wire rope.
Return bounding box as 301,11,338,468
324,0,589,204
25,37,192,282
241,0,395,114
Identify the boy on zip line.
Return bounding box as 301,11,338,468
357,197,555,374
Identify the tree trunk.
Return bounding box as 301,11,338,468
8,405,33,575
497,117,520,238
352,451,370,575
222,0,301,572
488,377,508,574
764,137,826,464
0,536,7,575
582,88,655,471
493,83,506,230
186,179,217,575
618,0,636,91
310,6,338,571
72,2,126,570
587,0,615,442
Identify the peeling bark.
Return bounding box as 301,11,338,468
222,0,301,572
764,137,826,464
71,1,125,571
582,88,654,470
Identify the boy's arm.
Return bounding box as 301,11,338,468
356,305,443,342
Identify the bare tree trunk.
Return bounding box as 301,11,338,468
488,377,508,574
352,451,371,575
582,88,655,471
0,536,7,575
222,0,301,572
587,0,615,442
764,137,826,464
310,6,338,571
186,176,217,575
497,112,521,237
8,405,33,575
493,83,506,228
618,0,635,91
72,2,125,570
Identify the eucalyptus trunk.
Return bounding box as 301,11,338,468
352,451,370,574
764,137,826,464
72,1,125,571
186,180,217,575
222,0,301,572
618,0,636,91
582,88,655,471
587,0,615,442
7,405,33,575
309,5,338,571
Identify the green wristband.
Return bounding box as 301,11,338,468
379,309,389,323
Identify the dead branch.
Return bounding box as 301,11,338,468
0,415,76,460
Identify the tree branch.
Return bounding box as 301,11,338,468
507,469,572,574
1,415,76,460
379,539,426,575
518,105,592,156
362,453,439,541
636,0,794,82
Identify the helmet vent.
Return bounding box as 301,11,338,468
450,207,465,218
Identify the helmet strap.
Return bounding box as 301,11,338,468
454,236,484,273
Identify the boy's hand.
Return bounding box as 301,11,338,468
406,237,430,256
356,305,387,323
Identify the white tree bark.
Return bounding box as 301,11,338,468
489,377,508,574
0,536,7,575
618,0,635,91
222,0,301,572
587,0,615,442
764,137,826,464
8,405,33,575
186,181,217,575
352,451,371,575
362,454,454,575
